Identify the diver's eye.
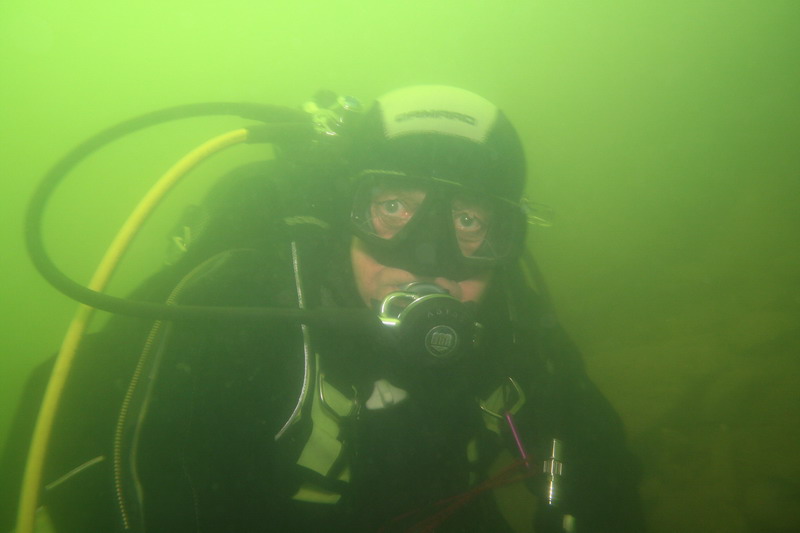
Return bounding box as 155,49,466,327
454,212,483,232
370,188,425,238
374,198,416,225
379,199,404,216
453,211,487,240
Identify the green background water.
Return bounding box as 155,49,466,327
1,1,798,531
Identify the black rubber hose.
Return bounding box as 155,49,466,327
23,102,375,328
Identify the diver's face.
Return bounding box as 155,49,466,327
350,180,495,307
350,237,492,307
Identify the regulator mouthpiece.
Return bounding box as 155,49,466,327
377,282,482,367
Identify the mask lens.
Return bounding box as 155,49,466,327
451,195,492,257
452,191,522,261
352,174,429,241
370,185,427,239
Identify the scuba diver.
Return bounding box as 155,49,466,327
0,85,645,532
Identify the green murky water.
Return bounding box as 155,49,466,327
1,2,798,531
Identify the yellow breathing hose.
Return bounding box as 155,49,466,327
16,128,250,533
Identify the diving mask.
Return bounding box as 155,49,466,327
350,170,527,281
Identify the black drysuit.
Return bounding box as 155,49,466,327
1,162,645,532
